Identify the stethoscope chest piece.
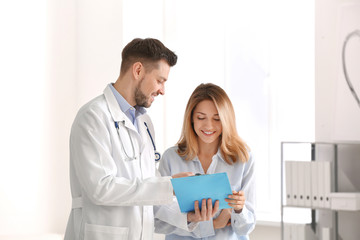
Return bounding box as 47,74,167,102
155,152,161,162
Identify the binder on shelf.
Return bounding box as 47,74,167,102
283,223,292,240
291,161,299,206
318,161,325,208
291,224,299,240
285,161,293,206
297,161,306,207
296,224,305,240
285,223,317,240
321,227,331,240
323,161,332,209
311,161,319,208
303,161,312,207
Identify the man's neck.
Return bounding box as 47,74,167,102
113,75,136,106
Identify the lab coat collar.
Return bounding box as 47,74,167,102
103,85,136,132
108,83,147,121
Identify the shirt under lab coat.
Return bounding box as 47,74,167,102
154,146,256,240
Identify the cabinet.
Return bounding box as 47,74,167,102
281,142,360,240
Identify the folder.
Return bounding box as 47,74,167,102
318,162,325,208
170,172,233,213
323,161,332,209
291,161,299,206
283,223,292,240
296,224,305,240
285,223,316,240
321,227,331,240
303,162,312,207
311,161,319,208
297,161,306,207
285,161,293,206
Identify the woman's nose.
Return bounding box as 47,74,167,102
204,119,213,128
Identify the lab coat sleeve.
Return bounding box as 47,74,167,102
153,149,216,238
70,105,173,206
230,152,256,236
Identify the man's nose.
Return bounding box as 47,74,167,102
159,84,165,95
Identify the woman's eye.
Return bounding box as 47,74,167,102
197,117,205,120
214,118,220,121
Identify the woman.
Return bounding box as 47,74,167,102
154,83,256,239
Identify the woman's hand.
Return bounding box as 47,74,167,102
213,208,232,229
225,190,245,213
187,198,219,222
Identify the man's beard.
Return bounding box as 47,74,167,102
134,78,151,108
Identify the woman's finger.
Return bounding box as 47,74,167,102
207,198,213,220
213,200,220,215
194,200,200,219
201,198,207,219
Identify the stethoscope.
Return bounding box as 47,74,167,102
342,29,360,108
114,120,161,162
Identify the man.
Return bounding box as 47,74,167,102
64,38,192,240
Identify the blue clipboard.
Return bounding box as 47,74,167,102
170,172,233,213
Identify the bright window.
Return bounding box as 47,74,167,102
123,0,315,223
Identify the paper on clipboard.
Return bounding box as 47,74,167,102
170,172,233,213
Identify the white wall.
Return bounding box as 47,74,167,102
0,0,75,237
315,0,340,141
315,0,360,239
44,0,77,234
315,0,360,141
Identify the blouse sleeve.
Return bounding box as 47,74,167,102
230,152,256,236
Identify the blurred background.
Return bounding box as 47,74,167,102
0,0,358,239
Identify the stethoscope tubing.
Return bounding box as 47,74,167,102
115,121,137,160
342,29,360,108
114,120,161,162
144,122,161,162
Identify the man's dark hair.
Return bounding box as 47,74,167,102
120,38,178,74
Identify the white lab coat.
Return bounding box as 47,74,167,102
64,85,173,240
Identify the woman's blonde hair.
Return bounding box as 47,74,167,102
177,83,249,164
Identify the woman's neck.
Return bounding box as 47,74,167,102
197,139,219,173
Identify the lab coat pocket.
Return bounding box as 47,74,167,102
84,223,129,240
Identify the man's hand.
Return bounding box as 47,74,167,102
172,172,194,178
187,199,220,222
213,208,232,229
225,190,245,213
171,172,194,196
